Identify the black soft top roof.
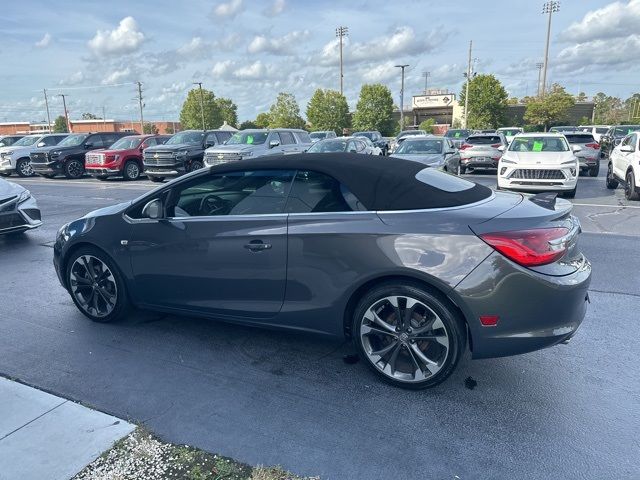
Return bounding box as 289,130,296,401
208,153,491,211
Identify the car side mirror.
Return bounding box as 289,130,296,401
269,140,280,149
498,145,506,152
620,145,634,153
37,142,46,147
205,142,215,148
141,198,163,219
571,145,582,153
84,143,93,149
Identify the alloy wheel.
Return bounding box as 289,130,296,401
69,255,118,318
66,160,83,178
125,162,140,180
17,159,34,177
359,295,450,383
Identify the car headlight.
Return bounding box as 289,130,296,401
570,168,576,177
241,151,253,157
4,150,14,156
57,222,70,242
175,150,188,157
18,190,31,203
114,154,120,161
500,157,516,164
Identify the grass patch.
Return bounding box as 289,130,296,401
73,428,318,480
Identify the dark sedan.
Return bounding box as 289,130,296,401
391,136,461,174
0,178,42,235
53,154,591,389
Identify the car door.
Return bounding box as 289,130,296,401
613,134,632,178
126,169,295,318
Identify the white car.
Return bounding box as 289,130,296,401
606,131,640,200
0,133,68,177
497,127,523,144
578,125,610,143
497,133,580,198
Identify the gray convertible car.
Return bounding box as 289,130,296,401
53,154,591,389
0,178,42,235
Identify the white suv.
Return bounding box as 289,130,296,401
606,132,640,200
497,133,580,198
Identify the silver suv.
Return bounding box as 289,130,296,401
203,129,312,166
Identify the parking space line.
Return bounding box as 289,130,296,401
572,202,640,209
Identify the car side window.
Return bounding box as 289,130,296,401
355,140,366,152
143,138,157,148
279,131,295,145
216,132,232,144
285,170,363,213
621,135,632,147
205,132,218,147
43,136,60,146
167,170,296,218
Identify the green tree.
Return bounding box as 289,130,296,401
524,84,575,131
458,74,508,129
165,124,176,134
352,84,394,136
179,88,222,130
593,92,625,124
419,118,436,133
81,112,100,120
575,92,588,102
624,93,640,122
53,115,68,133
267,93,305,129
239,120,258,130
255,113,271,128
306,89,350,135
507,97,519,105
215,97,238,127
143,122,159,134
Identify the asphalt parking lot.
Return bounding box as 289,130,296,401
1,171,639,480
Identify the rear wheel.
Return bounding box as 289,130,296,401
149,176,164,183
352,282,465,389
625,170,640,201
189,160,203,172
65,246,129,323
459,166,466,175
123,160,141,180
64,159,84,179
16,158,34,177
606,163,618,189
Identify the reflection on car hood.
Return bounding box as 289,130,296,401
82,201,132,219
145,143,195,152
392,153,444,163
502,151,575,165
205,144,261,154
0,178,26,199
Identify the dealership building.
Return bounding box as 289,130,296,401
0,119,180,136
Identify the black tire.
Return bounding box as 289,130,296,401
351,282,466,389
65,246,129,323
95,176,109,181
459,166,467,175
625,170,640,201
38,173,56,179
149,176,164,183
606,163,618,189
564,186,577,199
0,171,10,177
588,164,599,177
64,159,84,179
15,158,34,177
189,160,204,172
122,160,141,181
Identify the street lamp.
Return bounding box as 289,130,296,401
336,26,348,95
395,64,409,129
541,1,560,96
193,82,206,130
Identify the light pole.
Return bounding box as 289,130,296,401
336,26,348,95
136,81,144,133
541,1,560,97
535,62,544,96
422,71,430,94
395,64,409,129
57,94,70,133
193,82,206,130
463,40,473,129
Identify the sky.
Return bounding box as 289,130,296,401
0,0,638,124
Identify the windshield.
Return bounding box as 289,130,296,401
398,131,425,139
57,134,89,147
614,126,640,136
444,129,470,138
110,136,143,150
565,134,595,144
226,131,269,145
12,136,42,146
353,132,374,140
309,132,327,139
165,131,204,145
509,136,569,152
307,139,349,153
396,139,443,154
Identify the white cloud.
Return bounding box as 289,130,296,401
88,17,145,56
559,0,640,43
212,0,243,18
234,60,273,79
361,61,399,83
211,60,235,78
59,70,85,86
102,67,133,85
556,34,640,71
177,37,210,57
35,33,51,48
211,59,278,81
247,30,309,55
264,0,285,16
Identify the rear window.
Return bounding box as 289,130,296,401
467,136,502,145
596,127,608,134
444,129,470,138
415,168,478,193
565,134,595,144
294,131,311,144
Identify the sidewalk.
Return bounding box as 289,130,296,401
0,376,134,480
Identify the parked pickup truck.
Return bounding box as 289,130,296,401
30,132,129,179
143,130,232,182
86,134,170,181
0,133,68,177
203,129,312,166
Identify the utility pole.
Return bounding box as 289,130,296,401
541,1,560,97
463,40,472,129
336,26,348,95
422,71,430,94
535,62,544,96
395,64,409,129
58,94,70,133
193,82,206,130
136,81,145,133
43,89,52,133
102,106,106,131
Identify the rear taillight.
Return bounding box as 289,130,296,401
491,143,502,148
585,143,600,150
479,227,569,267
460,143,472,150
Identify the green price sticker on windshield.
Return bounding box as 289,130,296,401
533,141,544,152
454,132,461,137
247,135,254,144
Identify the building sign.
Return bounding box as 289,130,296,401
412,94,456,109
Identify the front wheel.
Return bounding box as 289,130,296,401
625,170,640,201
352,283,466,389
189,160,204,172
66,246,129,323
588,164,599,177
564,186,577,198
16,158,34,177
64,159,84,179
606,163,618,189
0,172,10,177
123,160,141,180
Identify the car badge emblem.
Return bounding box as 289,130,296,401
218,154,224,159
154,153,158,158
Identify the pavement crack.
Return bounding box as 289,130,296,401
589,288,640,299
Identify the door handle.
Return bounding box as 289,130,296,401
244,240,272,252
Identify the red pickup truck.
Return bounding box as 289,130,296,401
85,134,170,181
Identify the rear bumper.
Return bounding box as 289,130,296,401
578,157,599,168
453,251,591,359
461,157,499,169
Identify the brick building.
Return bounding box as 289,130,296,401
0,119,181,136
